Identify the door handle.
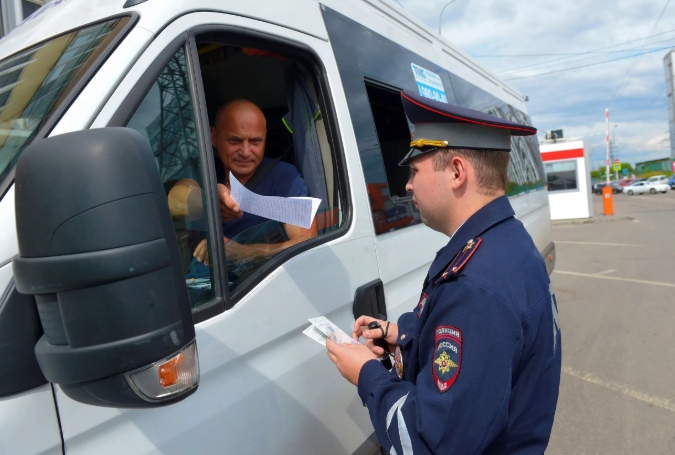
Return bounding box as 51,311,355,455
353,279,387,320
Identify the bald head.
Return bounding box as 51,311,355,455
211,99,267,183
214,99,267,131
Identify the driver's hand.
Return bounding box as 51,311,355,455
193,239,210,266
352,316,399,357
218,183,243,222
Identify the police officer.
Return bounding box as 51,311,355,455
326,90,561,455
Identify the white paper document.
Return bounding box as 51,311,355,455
303,316,359,346
229,172,321,229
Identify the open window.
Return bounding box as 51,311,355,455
364,81,420,234
193,32,348,296
115,28,349,315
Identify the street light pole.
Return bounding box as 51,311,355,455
438,0,458,35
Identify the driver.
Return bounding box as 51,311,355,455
168,99,318,263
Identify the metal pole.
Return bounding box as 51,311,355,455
605,108,610,184
439,0,458,34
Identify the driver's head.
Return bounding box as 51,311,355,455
211,99,267,181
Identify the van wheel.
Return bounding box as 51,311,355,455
650,188,656,194
628,190,634,195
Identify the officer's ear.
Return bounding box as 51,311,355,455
447,155,468,190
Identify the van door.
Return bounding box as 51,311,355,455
51,12,380,455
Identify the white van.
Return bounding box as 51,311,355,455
0,1,555,454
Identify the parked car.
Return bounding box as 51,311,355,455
668,175,675,189
623,181,671,195
646,175,668,185
593,181,622,194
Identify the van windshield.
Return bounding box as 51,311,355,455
0,17,131,184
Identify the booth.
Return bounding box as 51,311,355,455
540,140,593,220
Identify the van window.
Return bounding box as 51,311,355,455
363,82,420,234
0,17,131,186
126,46,216,308
193,35,347,297
545,160,578,192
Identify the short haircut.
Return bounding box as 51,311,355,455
432,148,510,196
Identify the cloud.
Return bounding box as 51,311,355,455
398,0,675,166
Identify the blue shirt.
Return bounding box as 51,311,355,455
357,196,561,454
216,157,309,242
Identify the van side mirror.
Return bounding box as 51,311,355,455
13,128,198,408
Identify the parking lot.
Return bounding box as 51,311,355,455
546,190,675,454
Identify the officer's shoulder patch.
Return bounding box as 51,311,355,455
436,237,482,283
432,326,462,393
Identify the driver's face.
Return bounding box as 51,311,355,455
211,103,266,182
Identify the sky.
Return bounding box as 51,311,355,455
395,0,675,168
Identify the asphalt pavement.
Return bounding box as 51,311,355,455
546,190,675,454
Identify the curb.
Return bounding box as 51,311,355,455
552,216,635,226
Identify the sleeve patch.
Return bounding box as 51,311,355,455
433,326,462,393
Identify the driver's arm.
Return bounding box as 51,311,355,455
167,178,204,221
224,221,318,261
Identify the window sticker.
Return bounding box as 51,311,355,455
411,63,448,103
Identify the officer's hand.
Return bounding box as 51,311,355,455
217,183,243,222
353,316,399,356
326,338,378,386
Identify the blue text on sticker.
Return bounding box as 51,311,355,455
411,63,448,104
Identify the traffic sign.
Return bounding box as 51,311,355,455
613,161,621,172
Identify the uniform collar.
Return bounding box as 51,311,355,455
428,195,515,280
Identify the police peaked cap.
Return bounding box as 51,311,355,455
398,90,537,166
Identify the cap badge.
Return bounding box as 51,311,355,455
409,139,449,149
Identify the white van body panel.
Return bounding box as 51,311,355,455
0,383,62,455
0,185,18,267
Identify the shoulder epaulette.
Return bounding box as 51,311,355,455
436,237,482,283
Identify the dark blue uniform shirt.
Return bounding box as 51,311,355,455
358,196,561,455
215,157,309,243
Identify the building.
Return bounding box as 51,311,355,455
635,157,675,174
540,140,593,220
664,50,675,160
0,0,45,38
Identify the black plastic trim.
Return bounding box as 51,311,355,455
185,33,228,323
0,13,139,201
123,0,149,7
187,25,353,309
13,238,169,295
353,278,387,321
0,279,48,398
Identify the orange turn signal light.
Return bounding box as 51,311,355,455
159,354,182,388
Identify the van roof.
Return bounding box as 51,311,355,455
0,0,329,59
0,0,526,111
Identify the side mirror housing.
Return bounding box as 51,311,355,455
13,128,198,407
